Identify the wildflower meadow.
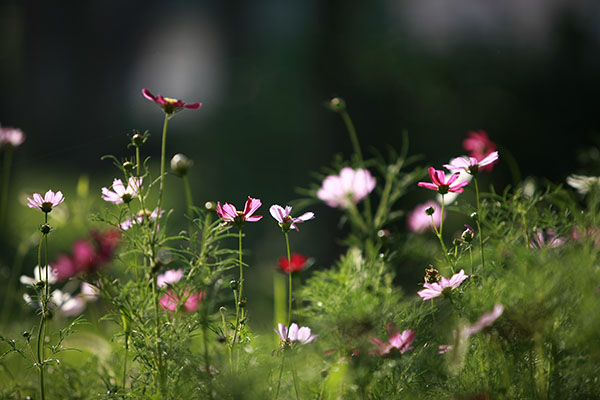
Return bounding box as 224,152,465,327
0,84,599,400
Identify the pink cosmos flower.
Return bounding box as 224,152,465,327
406,201,444,234
444,151,499,175
101,177,142,204
417,269,470,300
142,88,202,115
418,167,469,195
27,190,65,213
0,126,25,147
120,208,164,230
160,289,203,312
317,167,376,208
269,205,315,232
465,304,504,336
216,196,263,227
438,344,453,354
157,269,184,287
20,265,58,286
275,323,317,344
278,253,308,274
530,229,566,249
370,323,415,356
462,131,497,172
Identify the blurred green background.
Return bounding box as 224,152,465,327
1,0,600,329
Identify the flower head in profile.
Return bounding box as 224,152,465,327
463,131,497,163
417,269,470,300
142,88,202,116
27,190,65,213
216,196,263,228
317,167,376,208
0,125,25,148
275,323,317,345
529,229,566,249
160,289,203,312
20,265,58,287
418,168,469,195
278,253,308,274
120,208,164,230
269,205,314,233
406,201,444,234
567,174,600,195
444,151,499,175
371,323,415,356
101,177,142,204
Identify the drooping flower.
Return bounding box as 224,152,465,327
20,265,58,287
444,151,499,175
317,167,376,208
465,304,504,336
567,174,600,195
101,177,142,204
462,131,497,166
216,196,263,227
160,289,203,312
157,269,184,287
406,201,444,234
417,269,470,300
120,208,164,230
27,190,65,213
142,88,202,115
275,323,317,344
269,205,315,232
370,323,415,356
461,224,475,242
418,168,469,195
0,125,25,147
278,253,308,274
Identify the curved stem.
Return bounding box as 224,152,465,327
284,232,292,326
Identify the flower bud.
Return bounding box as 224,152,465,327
39,224,51,234
131,131,149,147
326,97,346,112
229,279,239,291
204,201,216,212
425,207,435,216
424,265,440,283
238,298,246,308
170,153,193,176
470,212,478,221
123,161,134,173
22,331,30,339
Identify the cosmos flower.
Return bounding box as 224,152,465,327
0,125,25,147
142,88,202,115
444,151,499,175
317,167,376,208
23,289,86,317
120,208,164,230
418,167,469,195
275,323,317,344
216,196,263,227
406,201,444,234
567,174,600,195
529,229,566,249
278,253,308,274
371,323,415,356
465,304,504,336
101,177,142,204
269,205,315,232
26,190,65,213
157,269,184,288
462,131,497,167
160,289,203,312
20,266,58,286
417,269,470,300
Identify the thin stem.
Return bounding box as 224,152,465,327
430,196,453,272
469,247,473,273
182,174,194,236
474,177,486,270
346,201,368,233
275,353,286,400
374,167,394,228
231,229,243,355
151,272,165,394
290,353,301,400
154,114,170,239
0,146,13,226
285,232,292,326
122,334,129,390
36,233,46,400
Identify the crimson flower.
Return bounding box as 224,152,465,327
142,88,202,115
371,323,415,356
216,196,263,228
418,167,469,195
278,253,308,274
462,131,497,171
417,269,469,300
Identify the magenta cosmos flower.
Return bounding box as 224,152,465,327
462,131,497,172
417,269,470,300
160,289,203,312
317,167,376,208
418,167,469,195
101,177,142,204
444,151,499,175
0,125,25,147
27,190,65,213
216,196,263,227
269,204,315,232
406,201,444,234
275,323,317,344
371,323,415,356
142,88,202,115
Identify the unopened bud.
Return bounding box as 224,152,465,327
170,153,193,176
425,207,435,216
229,280,239,291
39,224,51,234
326,97,346,112
131,131,148,147
123,161,134,173
470,212,478,221
238,298,246,308
205,201,216,211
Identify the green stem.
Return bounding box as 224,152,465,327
182,174,194,236
275,353,286,400
285,232,292,326
290,353,301,400
122,334,129,390
0,146,13,226
346,201,368,233
374,167,394,228
474,177,485,270
231,229,244,355
430,196,453,272
151,272,165,394
154,114,170,239
36,212,49,400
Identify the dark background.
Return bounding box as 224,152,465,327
2,0,600,328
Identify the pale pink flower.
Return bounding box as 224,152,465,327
437,344,453,354
20,265,58,286
142,88,202,115
160,289,203,312
101,177,142,204
216,196,263,227
23,289,86,317
418,167,469,195
269,205,314,232
406,201,444,233
444,151,499,175
371,323,415,356
27,190,65,213
120,208,164,230
317,167,376,208
157,269,184,288
463,131,497,167
80,282,100,301
465,304,504,336
0,126,25,147
417,269,470,300
275,323,317,344
529,229,566,249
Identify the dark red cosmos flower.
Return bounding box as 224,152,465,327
278,253,308,274
142,88,202,115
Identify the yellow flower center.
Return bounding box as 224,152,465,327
163,97,179,104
